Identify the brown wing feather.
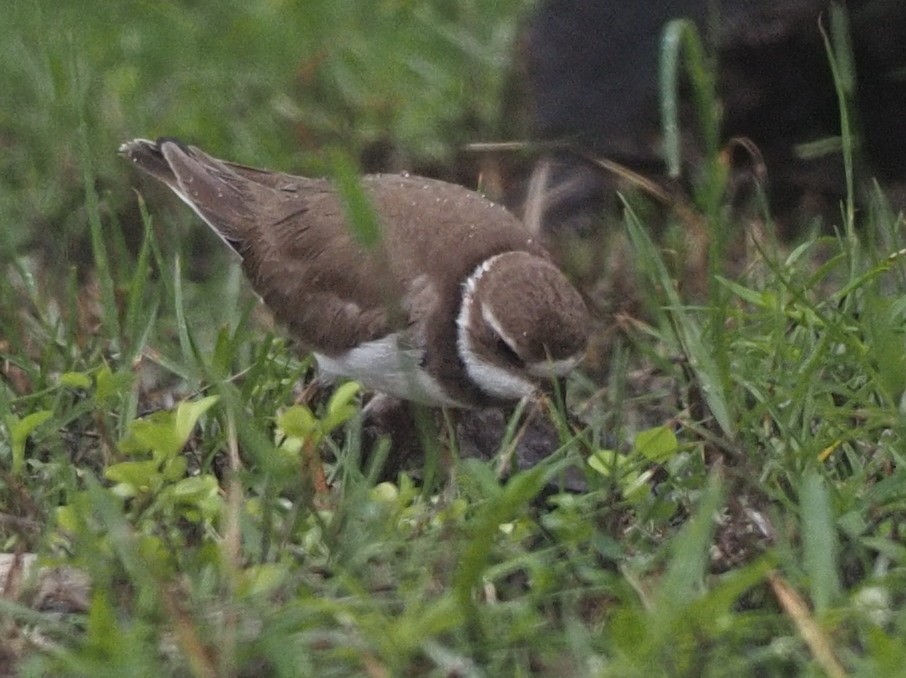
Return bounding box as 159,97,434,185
241,189,400,353
122,139,398,353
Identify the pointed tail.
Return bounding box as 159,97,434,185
118,138,254,248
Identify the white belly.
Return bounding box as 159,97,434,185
313,333,466,408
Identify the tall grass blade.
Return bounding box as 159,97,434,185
801,470,841,613
659,19,720,179
73,47,119,343
326,148,382,249
625,204,735,438
657,470,723,609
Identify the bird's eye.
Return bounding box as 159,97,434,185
495,336,523,366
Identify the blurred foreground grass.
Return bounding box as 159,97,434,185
1,0,526,261
3,1,906,676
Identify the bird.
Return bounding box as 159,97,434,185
118,138,590,408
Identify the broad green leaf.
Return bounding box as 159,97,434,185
327,380,362,412
55,503,81,535
278,405,319,439
9,409,53,475
587,450,629,477
622,469,654,503
371,481,399,503
59,371,92,389
237,562,290,598
588,450,651,502
120,416,184,458
105,460,161,494
170,475,222,522
118,396,218,459
170,474,219,501
95,365,133,404
174,395,219,444
322,381,362,432
161,456,189,482
634,426,679,463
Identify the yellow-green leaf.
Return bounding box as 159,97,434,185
587,449,630,477
634,426,679,463
105,460,161,493
171,474,218,500
327,381,362,416
278,405,319,439
161,456,189,482
95,365,133,403
59,371,92,389
622,469,654,503
121,416,184,458
9,410,53,475
174,395,219,444
237,562,289,598
55,504,80,535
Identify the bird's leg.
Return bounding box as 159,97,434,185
361,394,422,481
494,397,534,479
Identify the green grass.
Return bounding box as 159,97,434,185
3,1,906,676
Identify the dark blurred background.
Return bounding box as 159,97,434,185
0,0,530,283
523,0,906,236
